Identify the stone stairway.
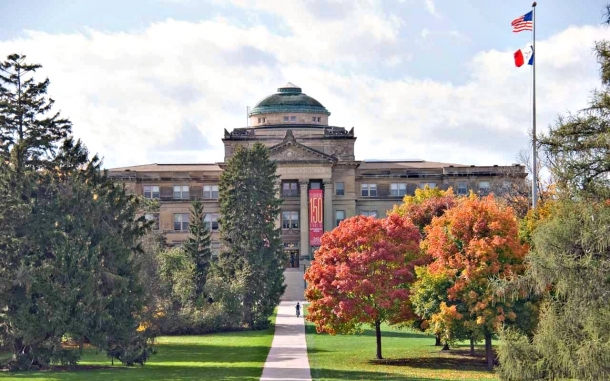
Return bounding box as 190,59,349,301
282,267,307,301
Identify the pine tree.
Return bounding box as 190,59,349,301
217,143,285,329
183,200,212,299
0,54,71,172
0,55,151,369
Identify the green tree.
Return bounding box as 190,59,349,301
157,247,197,307
498,201,610,380
183,200,212,299
0,54,152,369
0,54,71,171
217,143,284,329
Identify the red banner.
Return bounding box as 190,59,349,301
309,189,323,246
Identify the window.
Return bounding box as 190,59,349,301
335,182,345,196
317,117,321,122
258,118,261,123
390,183,407,196
282,211,299,229
457,182,468,196
312,116,317,123
204,213,220,231
361,210,378,218
290,116,296,122
335,210,346,227
173,213,189,231
361,183,377,197
173,185,189,199
282,181,299,197
143,185,160,199
479,181,490,195
419,182,437,189
145,213,160,230
203,185,219,199
284,116,289,122
310,182,322,190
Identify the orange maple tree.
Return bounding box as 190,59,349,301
423,194,528,370
390,186,457,235
304,214,422,359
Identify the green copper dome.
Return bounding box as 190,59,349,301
249,83,331,116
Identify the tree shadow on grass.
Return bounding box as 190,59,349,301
304,323,424,340
370,353,492,373
1,365,266,381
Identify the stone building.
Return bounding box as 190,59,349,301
109,83,527,267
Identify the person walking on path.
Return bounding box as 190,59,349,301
260,301,311,381
296,302,301,317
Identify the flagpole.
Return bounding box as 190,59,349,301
531,1,538,209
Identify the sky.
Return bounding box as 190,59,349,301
0,0,608,169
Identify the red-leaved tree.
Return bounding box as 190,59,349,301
304,214,422,359
424,195,528,370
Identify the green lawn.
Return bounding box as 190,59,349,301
305,308,498,381
0,311,276,381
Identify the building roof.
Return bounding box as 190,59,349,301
359,160,469,169
249,83,331,117
108,163,222,172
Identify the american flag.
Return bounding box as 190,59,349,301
511,10,533,33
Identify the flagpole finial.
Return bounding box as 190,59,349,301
532,2,537,7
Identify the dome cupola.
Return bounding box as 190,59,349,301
249,83,330,127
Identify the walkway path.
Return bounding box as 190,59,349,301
260,301,311,381
261,268,311,380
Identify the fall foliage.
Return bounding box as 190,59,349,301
423,194,528,369
304,214,422,359
389,186,457,235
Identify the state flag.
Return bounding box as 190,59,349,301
514,45,534,67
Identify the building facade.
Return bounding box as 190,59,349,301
109,83,526,267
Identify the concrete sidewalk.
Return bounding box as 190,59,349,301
260,301,311,381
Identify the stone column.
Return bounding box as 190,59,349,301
275,179,282,230
299,180,310,259
323,180,333,232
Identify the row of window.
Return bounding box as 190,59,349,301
148,208,391,233
145,212,219,232
361,182,490,197
281,181,344,197
143,185,219,200
282,209,378,229
281,116,323,123
147,181,494,201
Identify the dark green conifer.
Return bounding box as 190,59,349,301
0,55,151,369
217,143,285,329
183,200,212,299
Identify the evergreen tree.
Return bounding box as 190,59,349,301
0,54,71,171
217,143,284,329
183,200,212,299
0,54,152,369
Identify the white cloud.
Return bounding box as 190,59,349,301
425,0,439,17
0,7,607,169
421,28,430,38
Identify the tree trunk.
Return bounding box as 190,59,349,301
375,320,383,360
79,336,85,355
242,293,254,328
442,342,450,351
470,336,475,356
485,333,493,370
435,334,442,346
